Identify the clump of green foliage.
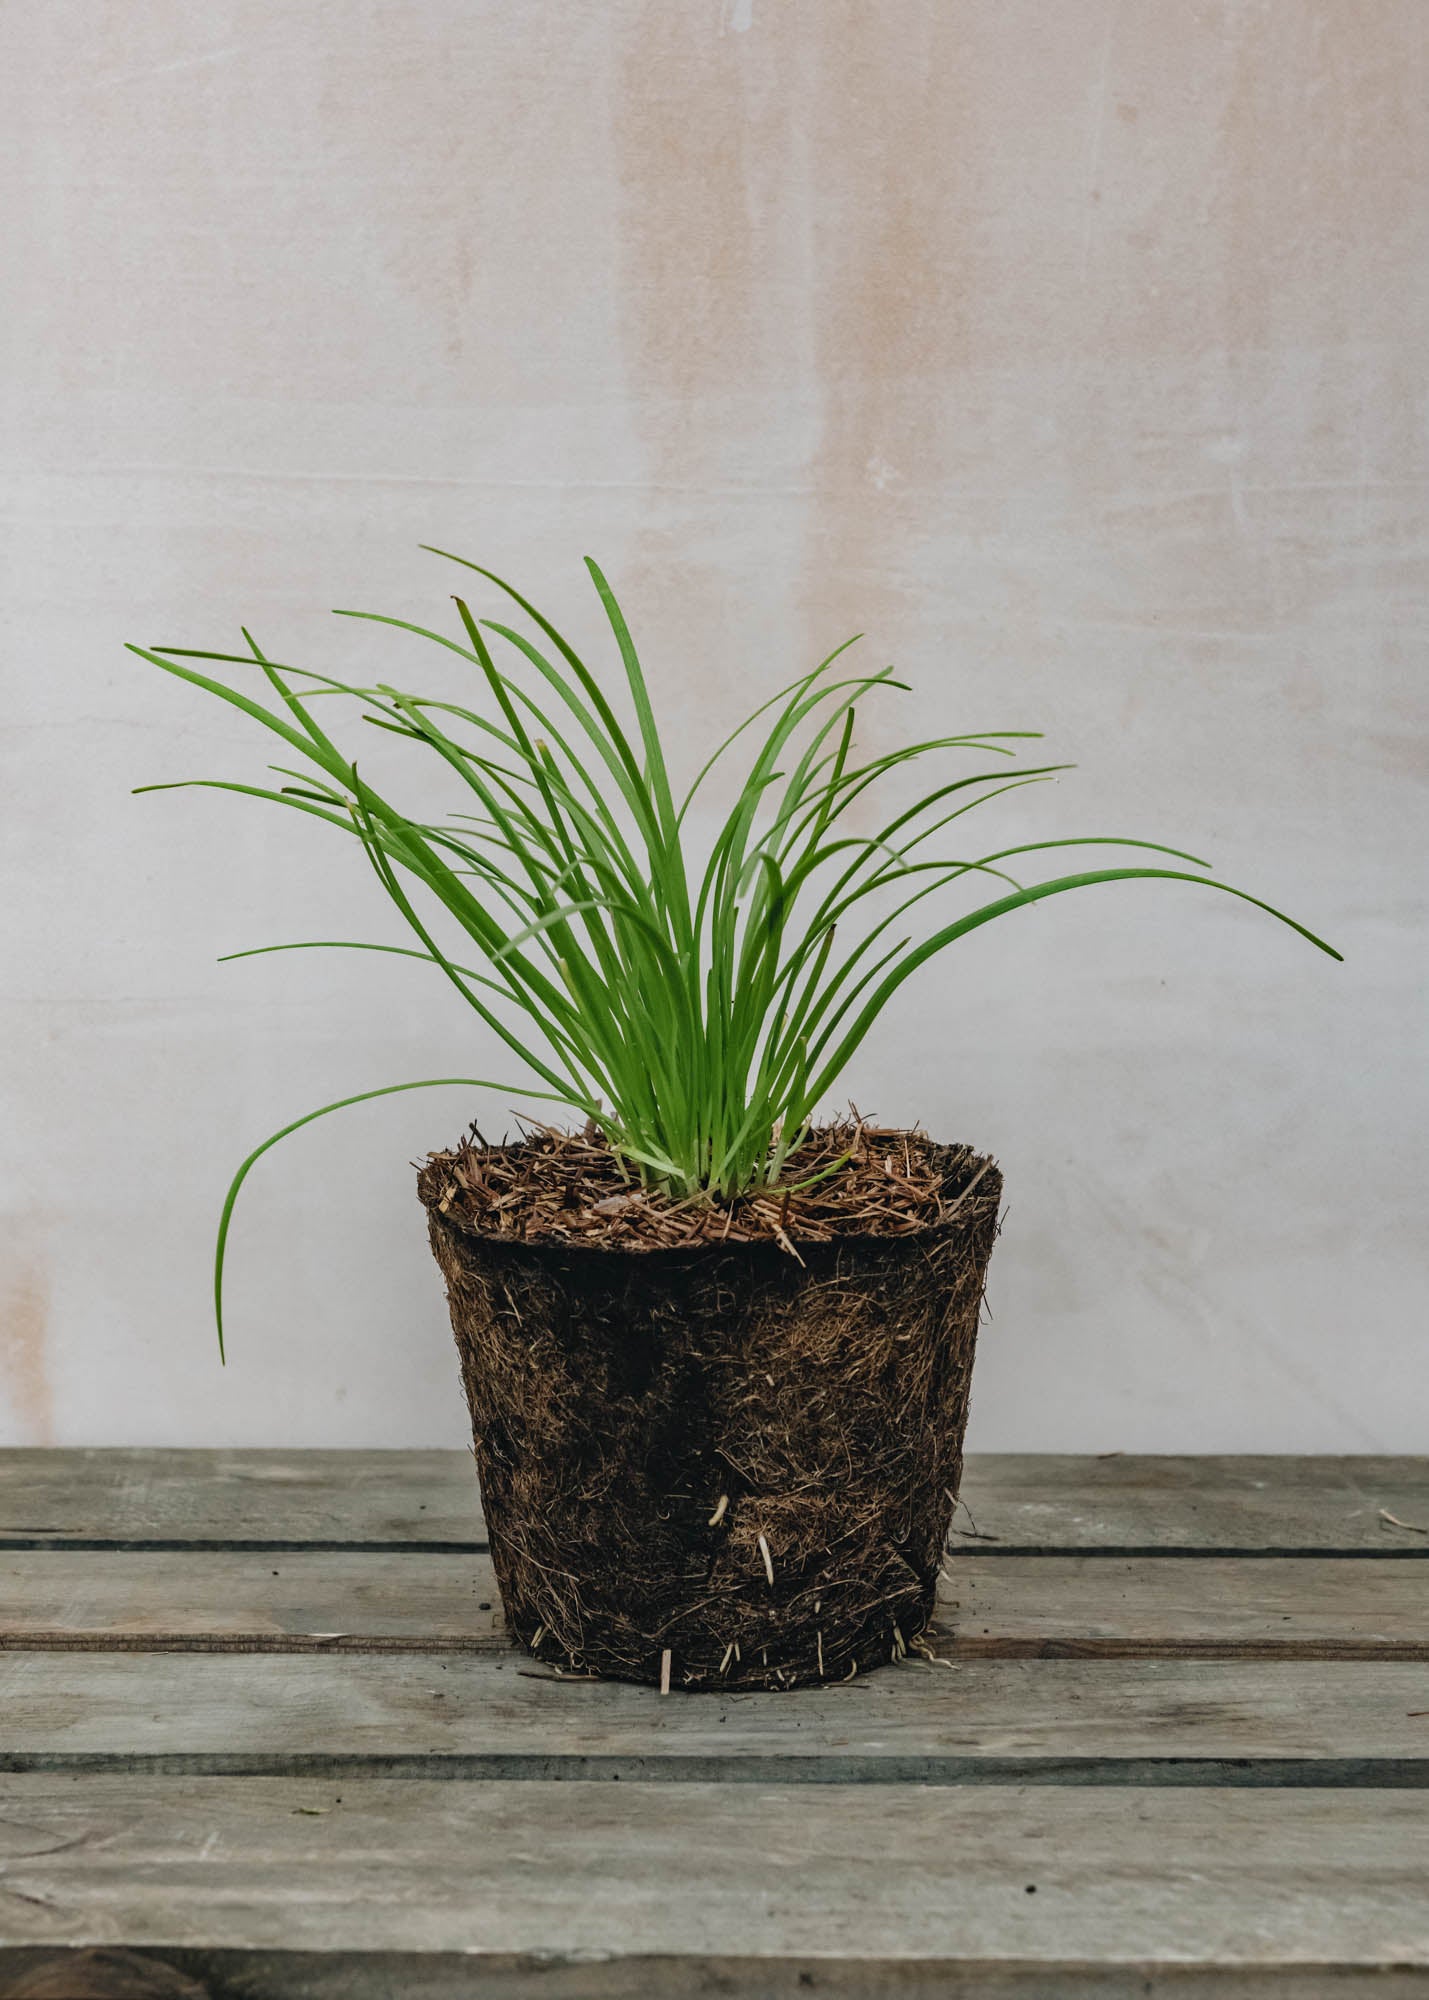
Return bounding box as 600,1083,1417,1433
132,550,1339,1352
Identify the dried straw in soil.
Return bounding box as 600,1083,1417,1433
418,1131,1001,1692
422,1116,957,1251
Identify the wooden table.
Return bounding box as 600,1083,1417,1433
1,1452,1427,1997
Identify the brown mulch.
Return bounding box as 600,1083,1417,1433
421,1116,978,1252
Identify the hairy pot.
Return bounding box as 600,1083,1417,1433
419,1140,1000,1691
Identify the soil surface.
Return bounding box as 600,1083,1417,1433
420,1118,984,1253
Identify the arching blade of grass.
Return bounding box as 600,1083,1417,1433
418,547,668,858
216,939,516,1003
798,865,1343,1116
346,783,593,1101
675,636,867,824
585,558,682,870
212,1076,576,1362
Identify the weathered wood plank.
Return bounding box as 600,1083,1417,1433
0,1449,482,1548
3,1450,1426,1551
953,1455,1429,1554
1,1552,1424,1657
935,1556,1429,1660
0,1550,500,1648
0,1778,1425,1969
1,1653,1426,1776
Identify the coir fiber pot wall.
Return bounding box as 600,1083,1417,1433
419,1143,1001,1690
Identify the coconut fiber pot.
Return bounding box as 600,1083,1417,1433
418,1142,1001,1691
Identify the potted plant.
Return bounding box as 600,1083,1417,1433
133,551,1338,1690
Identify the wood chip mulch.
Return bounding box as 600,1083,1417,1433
421,1117,968,1252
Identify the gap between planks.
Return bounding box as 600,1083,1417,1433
2,1954,1426,2000
4,1633,1427,1661
3,1536,1428,1557
2,1751,1428,1787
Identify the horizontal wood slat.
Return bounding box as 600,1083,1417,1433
2,1551,1425,1658
0,1778,1425,1970
3,1653,1428,1775
3,1450,1426,1551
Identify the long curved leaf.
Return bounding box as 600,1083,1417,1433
212,1076,574,1360
800,866,1342,1114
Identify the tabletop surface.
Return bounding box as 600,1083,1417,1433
1,1450,1427,1997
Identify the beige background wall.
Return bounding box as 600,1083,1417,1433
2,0,1425,1449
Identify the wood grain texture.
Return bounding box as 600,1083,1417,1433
0,1778,1425,1966
2,1652,1427,1770
0,1449,482,1548
2,1551,1424,1658
3,1451,1426,1551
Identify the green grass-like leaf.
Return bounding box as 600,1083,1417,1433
133,555,1342,1351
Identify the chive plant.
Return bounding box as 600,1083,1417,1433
132,551,1340,1352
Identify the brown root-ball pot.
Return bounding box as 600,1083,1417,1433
418,1142,1000,1691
